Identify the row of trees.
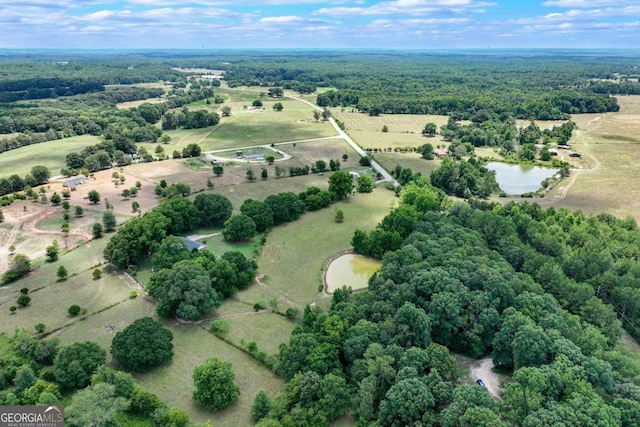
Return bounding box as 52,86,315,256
0,165,50,198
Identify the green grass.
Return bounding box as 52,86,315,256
374,152,443,178
216,310,296,355
133,324,283,426
200,99,336,151
0,135,100,179
0,266,130,337
201,233,258,259
334,111,449,150
244,188,397,306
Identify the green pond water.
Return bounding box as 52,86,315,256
325,253,381,293
486,162,559,195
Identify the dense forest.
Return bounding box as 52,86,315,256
259,179,640,426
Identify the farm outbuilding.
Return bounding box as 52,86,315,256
63,176,86,189
244,151,265,160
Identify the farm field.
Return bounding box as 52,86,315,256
334,111,449,150
200,99,336,151
0,134,100,179
0,238,126,336
374,151,443,178
54,292,283,427
538,96,640,222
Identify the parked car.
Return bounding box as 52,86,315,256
476,379,487,389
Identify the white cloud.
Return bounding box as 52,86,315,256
541,0,634,7
316,0,496,16
260,15,304,23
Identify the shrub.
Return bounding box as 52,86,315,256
17,294,31,307
68,305,81,316
93,269,102,280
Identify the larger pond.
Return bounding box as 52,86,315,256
325,253,381,293
486,162,559,195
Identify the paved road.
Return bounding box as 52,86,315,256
288,95,399,187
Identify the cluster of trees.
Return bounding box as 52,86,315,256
0,165,50,198
161,108,219,130
0,329,189,426
260,180,640,426
103,194,221,268
147,239,256,320
430,158,501,198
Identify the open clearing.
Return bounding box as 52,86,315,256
242,188,397,308
200,100,336,151
334,111,449,150
0,134,100,179
455,354,505,400
539,96,640,222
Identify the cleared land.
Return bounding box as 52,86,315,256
538,96,640,222
0,134,100,179
199,100,336,151
239,188,397,308
334,111,449,150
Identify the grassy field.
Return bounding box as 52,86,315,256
0,135,100,179
0,236,124,336
239,188,397,308
200,99,336,151
334,111,449,150
374,151,443,178
538,96,640,222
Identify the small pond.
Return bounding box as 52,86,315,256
486,162,559,195
325,253,382,293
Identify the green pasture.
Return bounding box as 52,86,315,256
0,266,130,337
334,111,449,150
200,233,258,259
0,135,100,179
134,324,283,426
374,152,443,177
216,310,297,356
199,100,336,151
243,188,397,307
1,237,108,295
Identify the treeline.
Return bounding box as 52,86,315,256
0,78,105,103
317,88,618,120
259,181,640,426
587,80,640,95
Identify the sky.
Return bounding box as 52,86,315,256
0,0,638,49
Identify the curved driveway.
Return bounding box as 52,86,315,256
288,95,399,186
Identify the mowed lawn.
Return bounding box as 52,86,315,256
334,111,449,150
243,188,397,307
52,277,283,426
0,135,100,179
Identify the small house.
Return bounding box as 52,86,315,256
178,237,206,252
433,148,449,158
